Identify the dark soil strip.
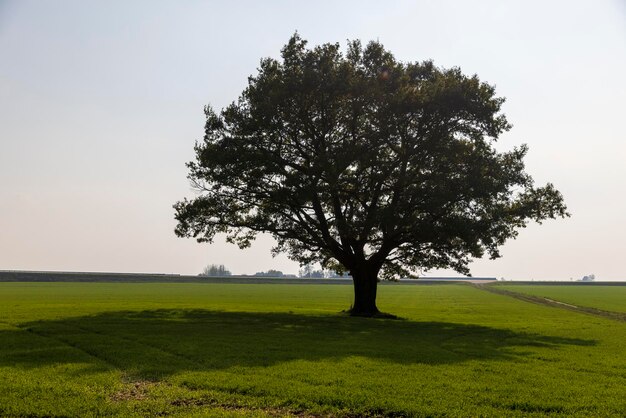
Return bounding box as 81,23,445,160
475,284,626,322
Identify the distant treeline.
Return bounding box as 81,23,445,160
199,264,350,279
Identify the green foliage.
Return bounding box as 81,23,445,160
174,34,568,284
1,283,625,416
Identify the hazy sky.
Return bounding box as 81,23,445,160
1,1,625,279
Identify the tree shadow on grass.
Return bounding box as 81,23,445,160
0,309,596,379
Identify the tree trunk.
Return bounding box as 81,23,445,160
349,268,380,316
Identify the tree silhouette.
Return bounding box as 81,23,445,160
174,34,568,316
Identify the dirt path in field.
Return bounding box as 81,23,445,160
474,284,626,322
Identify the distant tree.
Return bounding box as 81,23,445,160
175,34,568,316
200,264,231,277
299,264,314,278
325,270,349,279
310,270,324,278
298,265,324,278
254,269,284,277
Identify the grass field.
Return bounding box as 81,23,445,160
494,284,626,313
1,282,625,417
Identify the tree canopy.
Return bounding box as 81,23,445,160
174,34,568,316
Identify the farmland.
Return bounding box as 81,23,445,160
0,282,624,417
494,284,626,313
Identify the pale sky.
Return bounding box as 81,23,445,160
1,1,625,280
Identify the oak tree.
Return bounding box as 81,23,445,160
174,34,568,316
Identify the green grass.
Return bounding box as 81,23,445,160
0,282,624,417
495,284,626,313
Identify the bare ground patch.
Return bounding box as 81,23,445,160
109,380,398,417
110,380,160,402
